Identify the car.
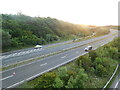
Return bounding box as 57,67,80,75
34,45,43,49
84,46,92,51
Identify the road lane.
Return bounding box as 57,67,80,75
1,32,117,88
1,30,117,67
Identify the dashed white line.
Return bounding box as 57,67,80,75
40,63,47,66
26,51,30,54
0,75,13,81
19,52,23,54
61,55,67,58
17,53,21,55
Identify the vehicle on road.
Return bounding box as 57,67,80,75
84,46,92,51
34,45,43,49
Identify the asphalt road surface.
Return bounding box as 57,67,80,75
1,30,117,67
0,29,119,88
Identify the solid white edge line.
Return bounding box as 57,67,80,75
114,80,119,89
7,80,25,88
103,64,119,89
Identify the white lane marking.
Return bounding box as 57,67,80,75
40,63,47,66
19,52,23,54
0,75,13,81
114,79,120,89
101,44,105,46
0,56,4,59
7,55,11,57
17,53,21,55
61,55,67,58
21,52,26,55
7,80,25,88
26,51,30,54
12,54,16,56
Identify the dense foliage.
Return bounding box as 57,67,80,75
19,37,119,88
1,14,110,52
1,14,87,50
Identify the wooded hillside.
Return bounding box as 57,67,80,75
1,14,110,51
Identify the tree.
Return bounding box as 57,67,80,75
53,77,64,88
57,67,69,83
89,50,97,62
11,37,22,47
65,76,75,88
73,68,88,88
95,64,107,77
1,29,11,49
34,72,56,88
57,67,69,77
81,55,92,71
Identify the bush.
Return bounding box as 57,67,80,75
11,37,23,47
34,72,56,88
53,77,64,88
57,67,69,84
1,29,11,49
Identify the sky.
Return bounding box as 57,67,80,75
0,0,119,26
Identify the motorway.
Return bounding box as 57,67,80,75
0,30,118,88
1,30,117,67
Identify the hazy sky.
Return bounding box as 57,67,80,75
1,0,119,26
